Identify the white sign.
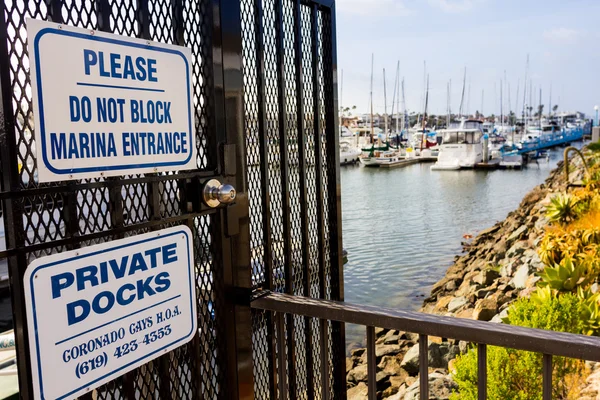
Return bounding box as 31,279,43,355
24,226,197,399
27,19,196,182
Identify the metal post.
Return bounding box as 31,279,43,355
419,334,428,400
321,4,347,398
367,326,377,400
477,344,487,400
213,0,255,398
543,354,552,400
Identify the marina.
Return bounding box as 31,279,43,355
341,141,585,347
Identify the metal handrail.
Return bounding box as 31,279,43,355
252,292,600,400
564,146,590,186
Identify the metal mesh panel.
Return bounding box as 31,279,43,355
242,0,342,399
241,0,266,289
0,0,222,399
262,0,286,294
252,308,271,399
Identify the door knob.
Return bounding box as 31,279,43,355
203,179,237,208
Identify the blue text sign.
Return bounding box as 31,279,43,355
24,226,197,399
27,19,196,182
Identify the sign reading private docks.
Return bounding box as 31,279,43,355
27,19,196,182
24,226,197,399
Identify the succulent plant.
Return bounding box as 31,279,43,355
578,287,600,336
546,194,580,224
537,257,593,292
530,286,556,306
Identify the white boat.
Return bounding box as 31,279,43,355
431,119,484,170
359,148,402,167
353,126,384,148
339,139,361,165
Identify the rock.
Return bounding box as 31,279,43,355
474,268,500,286
375,345,401,358
378,355,404,376
506,240,527,258
458,341,469,354
434,296,454,313
508,225,528,243
500,261,518,278
445,280,457,291
490,308,509,323
400,342,446,376
525,274,540,288
382,385,399,398
403,373,458,400
351,348,365,358
519,286,537,298
389,375,405,388
384,335,400,345
346,357,354,372
473,297,498,321
347,364,368,383
375,327,385,336
478,224,501,237
347,382,368,400
510,264,532,289
376,370,389,383
455,308,474,319
448,296,468,313
386,383,408,400
384,329,399,339
492,238,508,258
442,344,461,364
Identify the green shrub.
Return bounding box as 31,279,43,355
451,295,586,400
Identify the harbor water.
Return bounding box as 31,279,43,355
342,147,574,348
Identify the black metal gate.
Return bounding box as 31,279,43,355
0,0,343,398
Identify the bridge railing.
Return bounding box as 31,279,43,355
252,291,600,400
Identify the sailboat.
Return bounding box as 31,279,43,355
360,64,403,167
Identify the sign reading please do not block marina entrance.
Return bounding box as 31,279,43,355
24,226,197,400
27,19,196,182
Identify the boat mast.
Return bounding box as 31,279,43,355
515,79,521,116
539,87,542,128
421,74,429,152
401,78,408,133
529,80,532,124
340,69,343,120
548,83,552,119
522,54,529,130
446,81,450,127
458,67,466,119
500,79,503,130
394,61,400,135
370,54,374,144
508,82,511,126
480,89,484,119
467,79,471,117
383,68,388,141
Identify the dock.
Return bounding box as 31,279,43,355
379,156,438,169
474,155,523,170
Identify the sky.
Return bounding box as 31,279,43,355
335,0,600,117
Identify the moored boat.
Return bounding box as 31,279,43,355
431,119,484,170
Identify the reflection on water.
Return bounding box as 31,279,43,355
342,148,571,347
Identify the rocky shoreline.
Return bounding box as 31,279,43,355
346,156,597,399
